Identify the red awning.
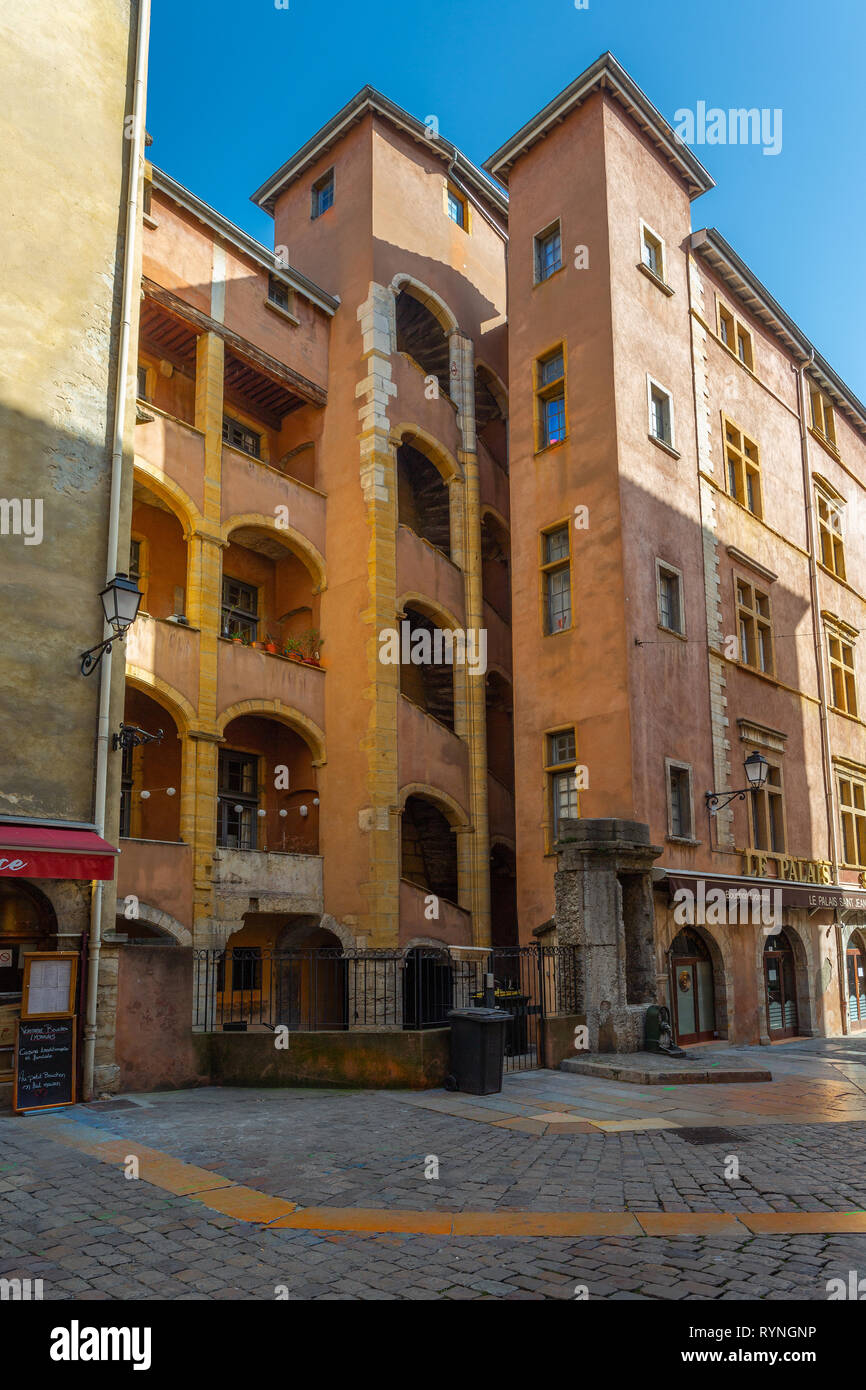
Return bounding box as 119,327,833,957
0,827,118,881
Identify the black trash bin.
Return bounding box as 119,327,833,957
447,1008,509,1095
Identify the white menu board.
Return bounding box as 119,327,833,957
26,958,73,1016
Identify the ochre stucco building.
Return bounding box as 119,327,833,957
16,51,864,1071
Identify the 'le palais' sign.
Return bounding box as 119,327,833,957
741,850,834,885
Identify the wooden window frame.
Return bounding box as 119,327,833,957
717,298,754,372
544,726,579,850
534,220,563,283
639,220,666,284
750,760,786,855
539,521,573,635
723,416,763,518
534,344,567,451
735,575,774,676
445,184,469,232
217,748,260,851
665,759,695,841
826,619,859,717
656,558,685,636
221,574,259,642
129,533,149,614
839,770,866,868
222,414,262,460
647,376,675,449
816,484,846,580
311,168,335,219
810,386,838,452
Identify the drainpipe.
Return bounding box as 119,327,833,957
82,0,151,1101
795,353,847,1036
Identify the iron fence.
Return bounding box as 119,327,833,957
193,944,580,1070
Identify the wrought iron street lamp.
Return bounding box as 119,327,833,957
80,573,143,675
705,752,769,814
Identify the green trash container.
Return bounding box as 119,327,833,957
447,1008,509,1094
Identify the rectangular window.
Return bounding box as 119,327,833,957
718,300,754,371
119,739,134,839
222,416,261,459
657,562,684,634
736,578,774,675
667,763,693,839
724,418,762,518
221,575,258,642
828,628,858,716
839,773,866,867
534,222,562,282
217,750,258,850
649,381,673,446
311,168,334,219
750,762,785,854
540,525,572,634
230,948,262,994
640,224,664,281
129,538,142,582
535,347,566,449
810,387,837,450
137,364,149,400
446,186,467,228
545,729,579,841
268,274,290,311
817,490,846,579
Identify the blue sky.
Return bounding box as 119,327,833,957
148,0,865,397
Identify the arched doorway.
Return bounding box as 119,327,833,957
763,931,799,1038
0,882,57,1077
669,928,715,1044
846,932,866,1031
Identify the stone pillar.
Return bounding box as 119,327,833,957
554,818,663,1053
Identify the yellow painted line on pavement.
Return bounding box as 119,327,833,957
31,1117,866,1238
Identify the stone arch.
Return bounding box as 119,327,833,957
217,699,326,766
398,781,469,829
475,360,508,417
756,918,816,1039
664,918,731,1041
397,592,462,633
133,459,202,537
389,274,459,336
392,426,462,485
220,513,326,593
116,900,191,946
402,935,452,955
125,667,195,735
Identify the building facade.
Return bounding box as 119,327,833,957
489,53,866,1047
118,94,516,1022
0,0,147,1096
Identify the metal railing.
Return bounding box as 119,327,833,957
193,945,581,1061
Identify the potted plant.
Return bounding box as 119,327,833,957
264,633,278,654
299,628,323,666
282,634,303,662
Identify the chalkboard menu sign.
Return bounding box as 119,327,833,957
13,1017,76,1112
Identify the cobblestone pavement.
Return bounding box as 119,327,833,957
2,1037,866,1300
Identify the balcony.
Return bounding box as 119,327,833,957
400,878,472,947
397,525,465,624
135,407,206,513
220,446,326,555
211,848,324,922
126,613,200,713
217,638,325,728
398,695,469,813
116,838,193,939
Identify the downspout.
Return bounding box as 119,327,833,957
82,0,151,1100
795,352,847,1036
